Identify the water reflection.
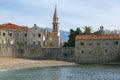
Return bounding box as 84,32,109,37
0,65,120,80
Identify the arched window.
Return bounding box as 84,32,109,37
53,25,55,30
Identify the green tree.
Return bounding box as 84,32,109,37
94,26,105,35
83,26,92,35
63,26,105,47
63,27,82,47
68,29,76,47
63,42,69,47
76,27,82,35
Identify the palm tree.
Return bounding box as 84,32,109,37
83,26,92,35
94,26,105,35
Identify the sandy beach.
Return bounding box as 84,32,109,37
0,58,76,70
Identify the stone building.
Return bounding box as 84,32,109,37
75,35,120,63
27,6,61,47
0,6,61,47
44,6,60,47
0,23,28,44
27,24,45,47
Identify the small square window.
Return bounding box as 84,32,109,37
81,50,84,54
3,33,5,36
89,43,92,46
38,34,41,37
105,43,109,45
80,42,84,46
17,33,19,36
115,41,118,45
9,33,12,37
105,49,108,53
97,43,100,45
25,33,27,37
89,51,91,54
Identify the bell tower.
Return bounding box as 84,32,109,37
52,5,60,36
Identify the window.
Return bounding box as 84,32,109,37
38,34,41,37
97,43,100,45
3,33,5,36
81,50,84,54
89,51,91,54
80,42,84,46
53,25,55,30
9,33,12,37
105,43,109,45
89,43,92,46
17,33,19,36
115,41,118,45
25,33,27,37
105,49,108,53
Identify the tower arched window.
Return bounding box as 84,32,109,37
55,26,57,31
53,25,55,30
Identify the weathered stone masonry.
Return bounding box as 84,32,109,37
1,35,120,63
75,35,120,63
0,44,75,62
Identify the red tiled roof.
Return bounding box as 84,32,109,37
0,23,28,30
76,34,120,40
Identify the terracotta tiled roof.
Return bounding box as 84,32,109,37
0,23,28,30
76,34,120,40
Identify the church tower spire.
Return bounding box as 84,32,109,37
52,5,60,36
53,5,58,19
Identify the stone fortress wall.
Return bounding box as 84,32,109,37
0,44,120,63
0,44,75,62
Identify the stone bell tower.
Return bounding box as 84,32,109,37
52,5,60,36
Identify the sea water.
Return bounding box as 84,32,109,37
0,65,120,80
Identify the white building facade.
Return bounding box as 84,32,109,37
27,24,45,47
0,23,28,45
0,6,61,47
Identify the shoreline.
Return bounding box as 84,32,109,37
0,58,76,71
0,64,75,72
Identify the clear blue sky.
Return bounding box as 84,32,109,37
0,0,120,31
